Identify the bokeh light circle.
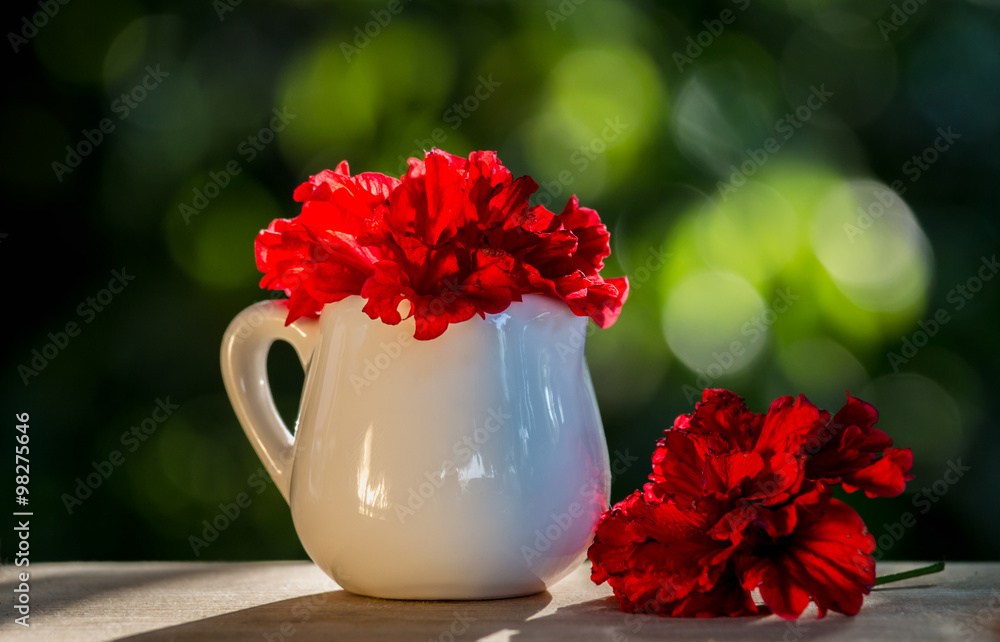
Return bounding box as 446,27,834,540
811,179,931,313
662,271,767,377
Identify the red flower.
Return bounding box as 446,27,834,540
589,491,760,617
646,392,826,512
802,394,915,497
736,490,876,619
255,150,629,339
589,389,912,619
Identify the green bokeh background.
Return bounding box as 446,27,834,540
1,0,997,565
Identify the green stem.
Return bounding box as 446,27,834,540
875,561,945,586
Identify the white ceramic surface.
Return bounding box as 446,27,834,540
220,294,611,599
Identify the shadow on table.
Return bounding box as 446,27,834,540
119,588,553,641
507,596,857,642
870,583,936,591
0,563,225,602
0,564,228,615
1,562,260,640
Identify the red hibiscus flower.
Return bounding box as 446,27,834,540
589,388,913,620
646,392,827,512
802,393,915,498
589,490,759,617
735,489,876,619
255,150,629,340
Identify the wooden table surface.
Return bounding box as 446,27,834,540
1,561,997,641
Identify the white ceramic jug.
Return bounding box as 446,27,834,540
220,294,611,599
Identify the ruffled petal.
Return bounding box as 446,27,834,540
257,149,626,339
737,496,876,619
841,448,914,498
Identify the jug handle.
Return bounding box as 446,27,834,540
220,300,319,503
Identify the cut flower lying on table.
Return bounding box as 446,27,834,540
589,389,921,619
255,149,628,340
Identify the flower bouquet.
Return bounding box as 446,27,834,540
255,148,628,339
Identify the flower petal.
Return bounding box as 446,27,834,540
842,447,915,498
738,497,876,619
